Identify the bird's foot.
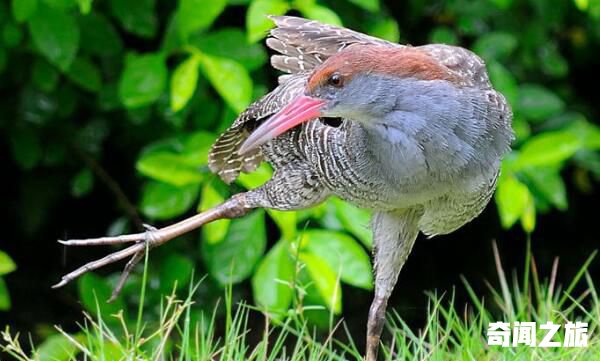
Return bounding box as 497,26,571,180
52,223,164,300
53,194,251,300
108,224,158,302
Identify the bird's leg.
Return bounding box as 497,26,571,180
366,209,422,361
53,192,255,295
54,164,329,300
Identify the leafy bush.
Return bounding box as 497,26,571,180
2,0,599,330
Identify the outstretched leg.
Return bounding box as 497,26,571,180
54,163,329,299
53,193,253,293
366,208,422,361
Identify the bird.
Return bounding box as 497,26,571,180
53,16,514,361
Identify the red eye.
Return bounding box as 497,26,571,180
328,73,344,87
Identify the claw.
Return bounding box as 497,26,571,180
108,251,145,302
52,242,146,289
52,279,68,289
143,224,158,232
57,233,144,246
105,225,159,301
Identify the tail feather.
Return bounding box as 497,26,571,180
208,125,263,184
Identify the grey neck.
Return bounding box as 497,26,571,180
347,77,500,187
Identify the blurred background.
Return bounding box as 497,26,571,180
1,0,599,352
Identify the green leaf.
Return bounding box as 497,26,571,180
159,254,194,293
0,278,10,311
267,210,297,241
540,43,568,78
514,130,581,170
523,166,567,210
202,210,266,285
247,0,289,43
490,0,513,9
176,0,227,37
488,61,517,106
512,116,531,143
520,193,536,233
472,32,517,62
170,54,200,112
136,132,214,186
36,333,80,361
566,119,600,150
28,4,80,71
495,173,532,229
237,163,272,189
574,150,600,179
66,57,102,92
118,52,167,108
0,251,16,276
10,127,42,170
78,13,123,57
140,181,199,220
3,22,23,48
110,0,157,38
368,17,400,43
42,0,77,10
12,0,37,23
574,0,588,11
297,4,342,26
331,197,372,248
347,0,379,11
70,168,94,198
516,84,565,122
161,13,186,53
78,273,126,316
137,152,203,185
252,240,295,314
199,53,252,113
77,0,92,13
192,28,268,71
32,59,59,92
302,230,373,289
299,252,342,313
199,181,230,244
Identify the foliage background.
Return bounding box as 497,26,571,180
1,0,599,354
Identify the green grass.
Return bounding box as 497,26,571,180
2,242,599,361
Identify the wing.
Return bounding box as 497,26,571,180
209,16,401,184
418,44,492,89
267,15,399,75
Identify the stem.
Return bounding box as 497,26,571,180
135,241,150,342
71,144,144,231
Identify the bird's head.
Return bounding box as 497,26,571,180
239,45,458,154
